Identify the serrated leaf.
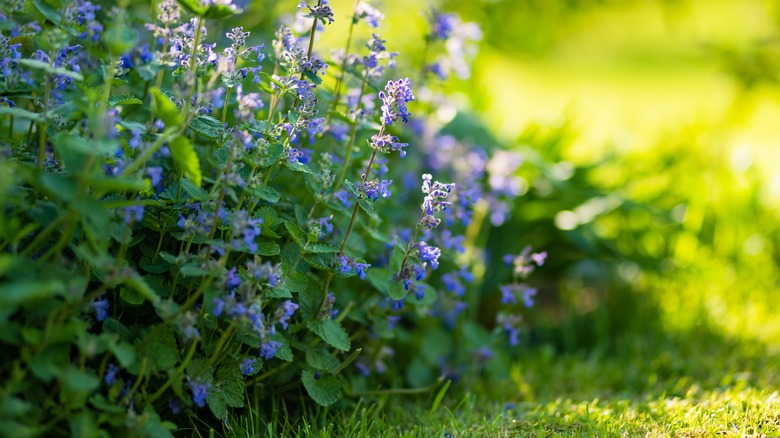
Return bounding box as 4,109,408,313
109,94,143,106
307,319,350,351
302,369,340,406
256,240,281,256
306,349,339,371
207,362,244,418
247,184,281,203
282,271,308,292
150,87,182,128
137,325,178,371
357,197,375,215
298,288,320,321
189,115,224,138
387,277,408,300
303,69,323,86
285,161,313,174
284,221,306,247
179,178,208,201
169,136,202,187
302,252,334,271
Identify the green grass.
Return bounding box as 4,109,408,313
184,327,780,437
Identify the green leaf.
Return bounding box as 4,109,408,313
123,272,162,306
150,87,182,128
173,179,206,203
91,176,147,193
0,106,46,123
169,136,202,187
281,271,308,293
189,115,224,139
120,287,145,305
136,325,178,372
17,58,84,81
0,280,65,307
103,24,138,56
302,369,341,406
302,252,334,271
285,160,313,174
306,348,339,372
387,277,408,300
284,221,307,247
109,94,143,106
247,184,281,203
176,0,208,15
32,0,62,23
303,69,323,86
207,362,245,418
180,263,210,277
357,197,375,215
109,340,136,368
256,240,281,256
304,243,339,254
298,288,320,320
307,319,350,351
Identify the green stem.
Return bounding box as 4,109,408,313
221,86,231,124
207,324,236,367
180,16,204,129
327,0,360,122
333,72,370,192
145,339,199,406
37,74,51,169
119,129,175,178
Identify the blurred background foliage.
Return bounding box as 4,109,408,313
248,0,780,391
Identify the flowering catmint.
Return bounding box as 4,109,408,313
337,255,371,279
362,178,392,201
379,78,414,125
415,241,441,270
188,380,211,408
92,296,109,321
240,357,258,375
370,134,408,158
355,1,384,28
260,340,282,359
123,204,144,225
420,174,454,230
246,259,283,287
104,363,118,385
429,10,458,41
298,0,335,25
274,300,299,329
168,399,183,415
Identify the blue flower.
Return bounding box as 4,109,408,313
355,1,384,28
123,204,144,225
379,78,414,126
104,363,118,385
275,300,299,330
415,241,441,270
240,357,258,375
92,297,109,321
260,340,282,359
188,380,211,408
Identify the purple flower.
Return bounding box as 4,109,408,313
333,190,352,208
379,78,414,125
429,10,458,40
92,297,109,321
415,241,441,270
213,298,225,317
169,398,183,415
532,251,547,266
188,380,211,408
370,134,408,158
123,204,144,225
275,300,299,330
260,340,282,359
146,166,163,189
104,363,118,385
240,357,258,375
355,1,384,27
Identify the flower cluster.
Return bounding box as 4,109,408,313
378,78,414,125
